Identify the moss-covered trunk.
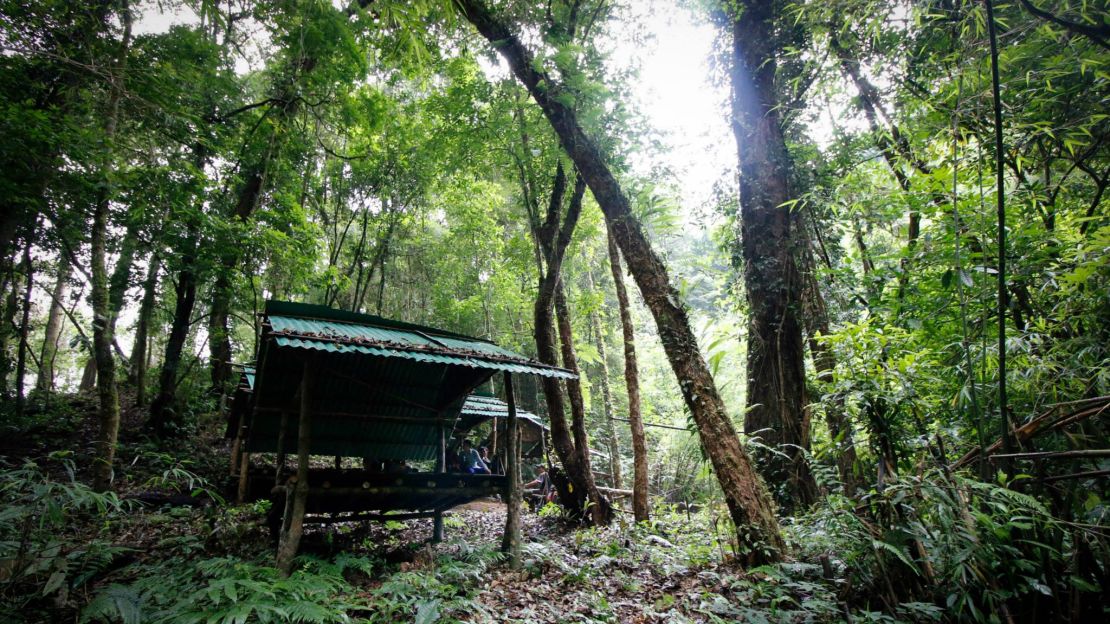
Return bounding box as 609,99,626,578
728,0,816,511
458,0,784,562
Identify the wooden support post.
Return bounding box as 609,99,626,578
491,418,499,457
274,410,289,487
277,361,314,575
541,428,550,468
433,421,446,543
438,420,447,472
230,408,248,477
501,373,521,568
236,431,250,504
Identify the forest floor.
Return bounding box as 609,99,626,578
2,395,932,623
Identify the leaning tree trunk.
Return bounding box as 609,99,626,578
728,0,817,511
607,225,648,521
208,165,267,401
147,138,210,433
36,254,71,392
208,164,264,406
458,0,784,562
209,79,304,404
91,4,131,491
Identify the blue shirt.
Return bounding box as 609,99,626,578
462,448,487,471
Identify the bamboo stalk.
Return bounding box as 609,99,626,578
990,449,1110,460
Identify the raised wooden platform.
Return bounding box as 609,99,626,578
246,468,507,532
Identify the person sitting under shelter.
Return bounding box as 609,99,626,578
524,464,555,508
480,446,503,475
460,439,490,474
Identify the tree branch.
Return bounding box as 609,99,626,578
1017,0,1110,51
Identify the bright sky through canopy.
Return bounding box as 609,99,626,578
617,4,734,221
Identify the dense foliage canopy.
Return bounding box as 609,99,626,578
0,0,1106,622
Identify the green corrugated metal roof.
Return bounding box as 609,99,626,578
265,302,573,380
245,301,566,461
461,394,546,430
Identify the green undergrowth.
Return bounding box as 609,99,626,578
5,442,1105,623
79,542,504,624
509,504,933,623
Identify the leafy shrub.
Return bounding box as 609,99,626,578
82,555,373,624
0,453,129,612
789,468,1086,621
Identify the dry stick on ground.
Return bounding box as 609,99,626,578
456,0,784,562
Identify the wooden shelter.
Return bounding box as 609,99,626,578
456,394,549,464
229,301,573,571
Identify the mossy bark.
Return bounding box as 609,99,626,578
458,0,784,563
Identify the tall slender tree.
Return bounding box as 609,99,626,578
606,225,648,521
90,3,132,491
36,255,71,392
457,0,785,561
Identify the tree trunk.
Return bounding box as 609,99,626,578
607,224,648,521
208,269,234,404
276,361,314,575
208,164,263,403
79,355,97,391
0,256,17,396
147,236,197,435
529,164,608,524
36,254,71,393
728,0,816,511
798,237,858,496
209,77,305,402
91,4,131,492
77,221,140,391
130,254,159,406
554,281,608,524
15,239,34,415
589,293,622,490
458,0,784,562
0,211,23,280
831,35,938,308
501,373,522,568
